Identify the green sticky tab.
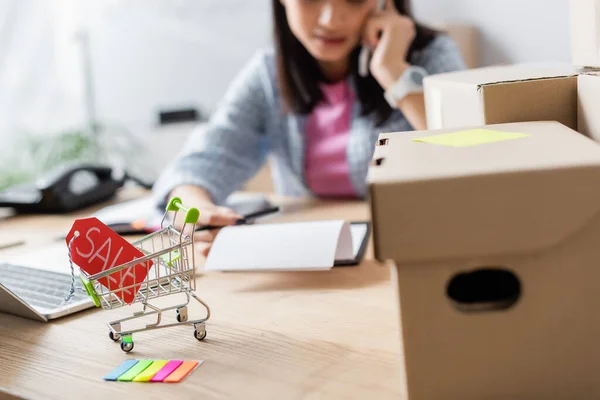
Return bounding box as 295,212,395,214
132,360,169,382
117,360,153,382
122,335,133,344
413,129,531,148
160,249,181,267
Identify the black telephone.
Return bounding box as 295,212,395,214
0,162,128,213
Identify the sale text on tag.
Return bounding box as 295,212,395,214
66,217,153,304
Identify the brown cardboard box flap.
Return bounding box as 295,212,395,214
481,76,578,129
368,122,600,263
424,64,578,87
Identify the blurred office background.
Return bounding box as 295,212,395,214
0,0,571,191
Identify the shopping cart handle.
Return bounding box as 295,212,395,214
166,197,200,225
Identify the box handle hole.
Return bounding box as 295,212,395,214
372,157,385,166
446,268,520,312
378,138,389,146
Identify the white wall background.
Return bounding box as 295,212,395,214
86,0,271,128
413,0,571,66
0,0,573,140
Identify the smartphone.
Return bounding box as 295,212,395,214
358,0,386,77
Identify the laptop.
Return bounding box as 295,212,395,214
0,262,94,322
0,239,101,322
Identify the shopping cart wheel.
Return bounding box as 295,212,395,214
109,331,121,342
176,307,188,323
194,326,207,341
121,341,134,352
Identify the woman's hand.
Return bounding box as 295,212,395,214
169,185,243,257
362,0,427,130
363,0,416,91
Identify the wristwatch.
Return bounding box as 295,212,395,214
384,65,429,108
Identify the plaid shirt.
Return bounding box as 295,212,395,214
153,35,466,205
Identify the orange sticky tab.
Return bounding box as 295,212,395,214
163,360,201,383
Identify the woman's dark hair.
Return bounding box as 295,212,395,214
273,0,439,125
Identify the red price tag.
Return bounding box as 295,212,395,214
66,217,153,304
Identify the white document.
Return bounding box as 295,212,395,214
93,196,160,226
204,220,357,272
349,223,368,256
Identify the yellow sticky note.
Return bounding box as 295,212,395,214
132,360,169,382
413,129,530,147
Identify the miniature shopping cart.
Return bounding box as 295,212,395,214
68,197,210,353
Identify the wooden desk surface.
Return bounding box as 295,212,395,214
0,192,405,400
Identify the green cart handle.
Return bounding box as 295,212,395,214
166,197,200,225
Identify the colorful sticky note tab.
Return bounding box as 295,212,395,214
117,360,153,382
103,360,203,383
132,360,169,382
413,129,531,147
150,360,184,382
163,360,202,383
103,360,138,381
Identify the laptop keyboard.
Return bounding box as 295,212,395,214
0,263,90,310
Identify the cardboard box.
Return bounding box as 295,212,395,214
368,121,600,399
424,64,579,130
570,0,600,67
424,66,600,143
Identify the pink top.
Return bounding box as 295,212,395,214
304,80,356,198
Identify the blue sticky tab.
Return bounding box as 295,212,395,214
103,360,138,381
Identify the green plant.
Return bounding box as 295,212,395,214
0,123,149,191
0,128,100,191
32,129,100,173
0,170,32,191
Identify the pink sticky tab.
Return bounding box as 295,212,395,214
150,360,183,382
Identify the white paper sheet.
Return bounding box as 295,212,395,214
93,196,159,226
204,220,355,272
350,223,368,257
